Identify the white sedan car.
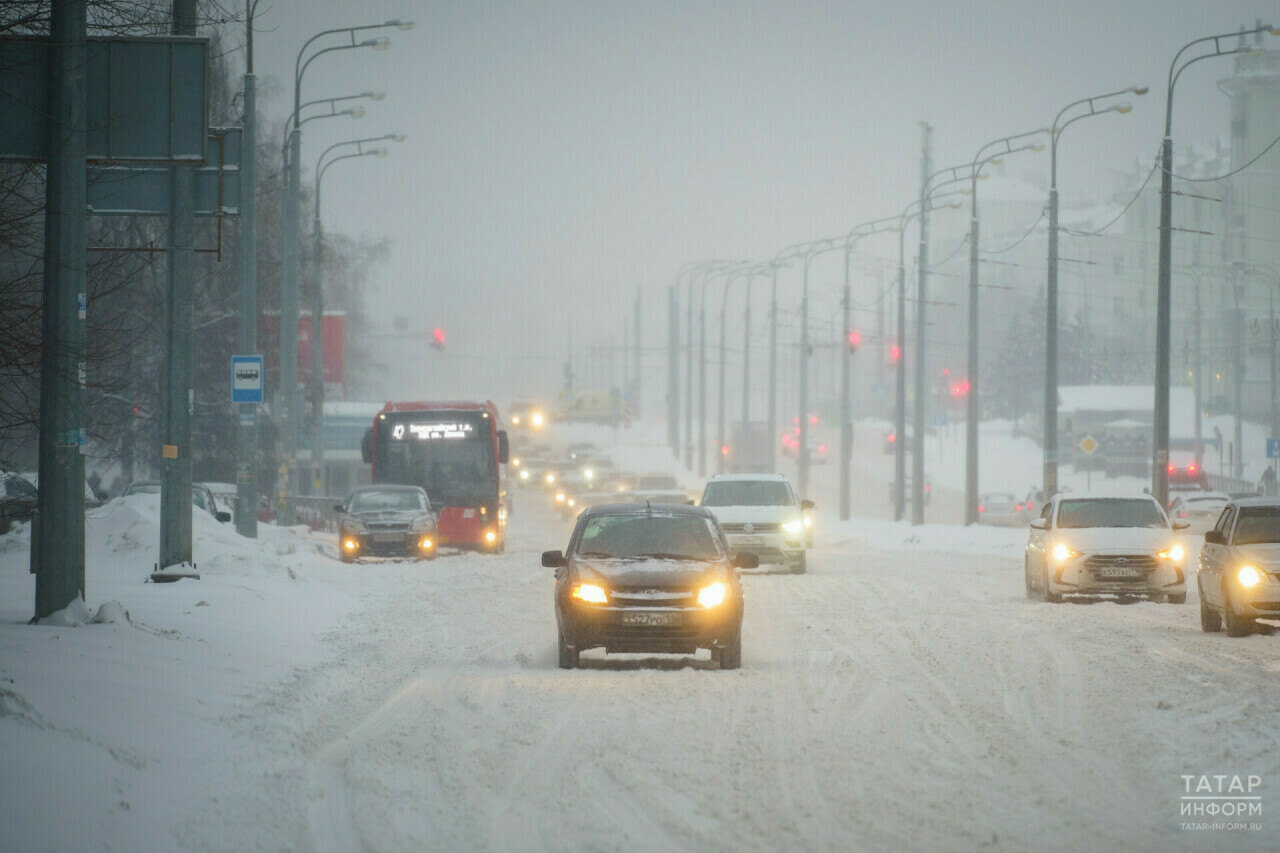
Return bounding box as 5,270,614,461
1169,491,1230,534
1024,494,1189,603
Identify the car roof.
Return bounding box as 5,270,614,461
1182,492,1230,501
581,502,713,518
1229,496,1280,508
705,473,789,482
349,484,426,494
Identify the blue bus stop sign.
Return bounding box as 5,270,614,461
1268,438,1280,460
232,355,263,404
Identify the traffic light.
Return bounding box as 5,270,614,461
951,379,970,397
889,343,901,362
430,327,446,351
847,330,861,353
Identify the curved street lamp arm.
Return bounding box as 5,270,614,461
315,134,404,184
295,21,405,90
1166,25,1274,131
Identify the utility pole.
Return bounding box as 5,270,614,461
685,276,694,470
912,122,932,525
634,288,641,421
159,0,199,571
33,0,88,618
768,264,779,473
235,0,259,538
839,267,852,521
309,217,325,495
669,285,679,455
741,270,754,461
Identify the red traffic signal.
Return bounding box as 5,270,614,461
430,327,446,351
847,330,861,352
950,379,970,397
889,343,901,362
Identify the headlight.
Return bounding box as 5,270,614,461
512,458,521,467
545,473,555,484
520,470,530,480
571,582,608,604
1051,543,1078,563
1237,565,1264,588
342,537,359,552
803,515,812,529
583,468,594,480
783,519,804,534
341,518,368,533
532,412,544,427
485,530,497,543
567,498,576,507
1158,544,1185,562
411,516,434,532
419,537,434,550
697,582,728,608
512,416,520,425
555,492,566,503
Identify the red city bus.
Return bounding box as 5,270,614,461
361,400,510,552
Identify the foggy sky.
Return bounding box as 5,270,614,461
244,0,1273,405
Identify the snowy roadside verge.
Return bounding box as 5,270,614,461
0,494,360,851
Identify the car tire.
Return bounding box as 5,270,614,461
1041,562,1062,603
1199,579,1222,632
713,626,742,670
557,630,579,669
1024,556,1037,600
339,551,353,564
1166,592,1186,605
1221,583,1254,638
791,552,806,575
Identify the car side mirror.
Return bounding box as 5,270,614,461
732,553,759,569
1204,530,1225,545
1172,521,1190,531
361,427,373,465
497,430,510,465
800,499,814,511
333,504,344,513
541,549,566,568
1029,518,1048,530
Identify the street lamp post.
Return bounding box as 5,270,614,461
1153,24,1273,506
1044,86,1145,505
281,18,409,524
684,261,737,472
963,130,1047,525
308,135,401,497
701,263,748,477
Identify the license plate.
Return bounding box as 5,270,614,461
1096,566,1140,578
374,533,403,543
732,536,765,546
621,612,683,627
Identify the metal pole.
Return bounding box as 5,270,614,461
839,253,851,521
717,276,729,473
912,123,931,525
1044,177,1060,501
1193,271,1202,470
965,187,980,525
33,0,88,617
698,283,707,478
669,285,679,456
235,20,259,538
159,0,198,570
768,266,779,473
1233,296,1244,480
280,112,301,524
685,277,694,471
634,288,641,421
895,227,907,522
309,211,324,496
799,254,812,498
741,273,752,462
1153,133,1173,503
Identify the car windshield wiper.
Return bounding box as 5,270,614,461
575,550,623,559
644,552,709,562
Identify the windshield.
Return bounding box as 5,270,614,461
982,493,1017,504
576,513,723,561
1233,507,1280,545
375,412,497,504
701,480,794,507
1056,499,1167,529
349,490,428,512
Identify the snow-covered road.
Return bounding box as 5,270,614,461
189,502,1277,851
4,441,1279,850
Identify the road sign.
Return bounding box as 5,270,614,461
932,413,948,427
232,355,264,404
1268,438,1280,459
1078,435,1099,455
0,35,209,163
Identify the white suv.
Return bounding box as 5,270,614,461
699,474,812,574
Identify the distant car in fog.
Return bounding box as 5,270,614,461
1169,492,1230,533
977,492,1024,526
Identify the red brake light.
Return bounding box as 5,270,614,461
1178,511,1187,518
1015,504,1023,512
1027,501,1034,511
1167,464,1175,474
809,415,818,426
978,505,985,513
817,444,827,454
1188,463,1197,473
887,433,896,443
925,484,931,492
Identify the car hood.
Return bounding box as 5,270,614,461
1052,527,1178,553
1230,543,1280,571
702,505,798,523
573,558,727,589
351,509,432,526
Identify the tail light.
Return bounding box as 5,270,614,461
978,505,985,513
817,444,827,454
925,484,932,493
1027,501,1034,511
887,433,896,443
1178,511,1187,518
1167,464,1175,474
1015,504,1023,512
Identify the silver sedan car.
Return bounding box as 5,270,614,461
1197,498,1280,636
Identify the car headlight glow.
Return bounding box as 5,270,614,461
555,492,566,503
1051,543,1077,563
567,498,576,507
803,515,812,529
572,582,608,604
1237,565,1264,588
1158,544,1185,562
697,582,728,608
512,415,520,425
342,538,359,551
583,468,594,480
520,469,530,480
512,458,521,467
485,530,497,543
419,537,433,550
783,519,804,534
532,412,544,427
546,473,555,484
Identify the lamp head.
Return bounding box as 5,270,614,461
374,147,390,158
1030,143,1045,152
387,133,408,143
363,37,391,50
387,19,416,31
1131,86,1150,96
348,106,366,118
1114,102,1133,115
989,157,1003,166
367,91,387,101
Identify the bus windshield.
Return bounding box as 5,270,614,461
375,412,497,505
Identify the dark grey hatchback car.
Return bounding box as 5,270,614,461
544,503,756,669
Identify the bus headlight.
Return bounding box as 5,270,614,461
485,530,497,544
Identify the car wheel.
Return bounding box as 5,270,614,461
791,552,807,575
1024,555,1037,600
1221,583,1254,638
712,626,742,670
1166,592,1186,605
1041,561,1062,603
557,630,579,669
339,551,353,564
1198,579,1222,632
